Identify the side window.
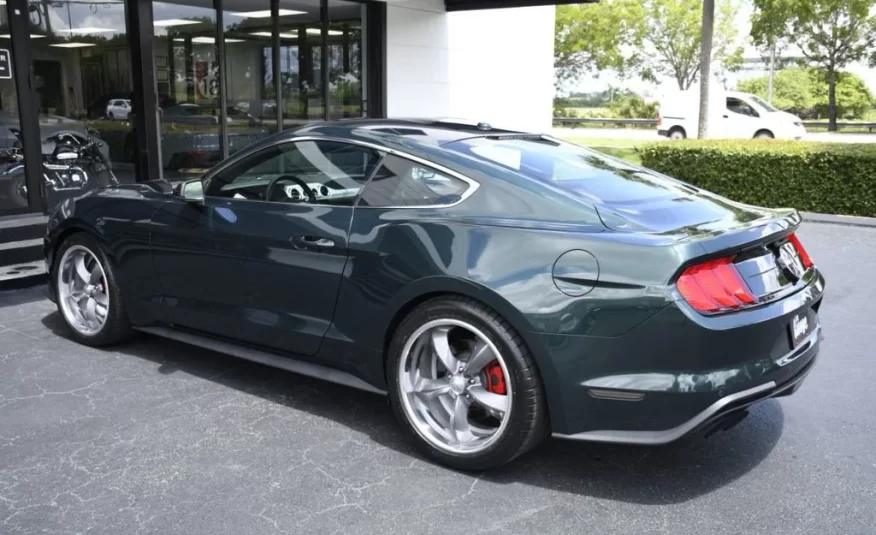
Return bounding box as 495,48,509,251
727,97,759,118
205,140,382,205
359,154,471,207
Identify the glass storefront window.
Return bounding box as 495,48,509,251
328,1,364,120
277,0,324,128
24,0,132,212
0,6,28,212
153,1,222,180
222,0,277,148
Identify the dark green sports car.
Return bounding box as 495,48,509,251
44,119,824,470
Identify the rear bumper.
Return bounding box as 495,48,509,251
553,324,820,444
538,268,825,439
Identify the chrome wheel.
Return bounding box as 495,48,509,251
398,319,512,455
57,245,109,336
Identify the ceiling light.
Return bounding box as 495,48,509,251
189,36,244,44
249,31,298,39
0,34,46,39
56,27,116,34
154,19,202,27
232,9,305,18
50,42,97,48
305,28,342,36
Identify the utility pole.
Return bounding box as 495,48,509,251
767,42,776,104
697,0,715,139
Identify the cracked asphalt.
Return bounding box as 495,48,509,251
1,221,874,534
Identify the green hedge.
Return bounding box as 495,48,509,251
638,141,876,217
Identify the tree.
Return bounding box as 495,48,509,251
750,0,876,131
698,0,716,138
553,1,647,88
639,0,744,90
737,68,874,119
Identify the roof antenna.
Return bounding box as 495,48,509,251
476,122,492,131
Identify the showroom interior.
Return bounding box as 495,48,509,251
0,0,562,282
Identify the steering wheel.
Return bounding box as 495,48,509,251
265,174,316,203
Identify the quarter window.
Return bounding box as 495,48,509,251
359,155,471,207
205,140,382,205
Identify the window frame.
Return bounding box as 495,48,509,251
201,136,480,209
356,153,475,209
203,138,383,206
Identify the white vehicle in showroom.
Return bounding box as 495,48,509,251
658,90,806,140
105,99,132,121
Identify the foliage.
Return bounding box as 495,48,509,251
737,68,874,119
639,141,876,216
554,0,744,92
554,1,647,85
609,94,659,119
639,0,744,90
750,0,876,129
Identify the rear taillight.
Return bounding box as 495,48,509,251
788,233,813,268
657,115,663,127
677,257,756,314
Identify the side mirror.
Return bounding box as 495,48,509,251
181,179,204,204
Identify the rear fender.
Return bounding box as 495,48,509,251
383,276,564,431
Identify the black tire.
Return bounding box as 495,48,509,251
53,233,134,347
3,171,28,208
668,127,686,140
387,296,549,471
755,129,774,139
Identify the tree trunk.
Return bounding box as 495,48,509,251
697,0,715,139
828,69,838,132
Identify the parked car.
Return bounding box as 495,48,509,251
45,119,824,470
106,99,132,121
124,103,269,171
659,90,806,140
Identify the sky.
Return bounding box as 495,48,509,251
568,0,876,97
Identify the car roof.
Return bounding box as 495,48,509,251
290,118,527,148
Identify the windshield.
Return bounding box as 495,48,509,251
748,95,778,112
443,136,696,205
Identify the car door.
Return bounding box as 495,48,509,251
151,139,383,356
722,97,761,139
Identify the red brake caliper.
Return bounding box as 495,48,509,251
484,361,507,395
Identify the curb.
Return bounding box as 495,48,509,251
802,212,876,228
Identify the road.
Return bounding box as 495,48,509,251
551,126,876,144
1,222,874,534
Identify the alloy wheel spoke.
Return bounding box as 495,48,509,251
469,385,508,416
448,395,474,444
464,341,496,376
89,266,102,285
74,255,91,285
430,327,458,372
94,291,109,308
85,298,98,325
414,377,451,400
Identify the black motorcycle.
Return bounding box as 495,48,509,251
1,128,117,209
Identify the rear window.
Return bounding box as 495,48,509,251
443,137,695,204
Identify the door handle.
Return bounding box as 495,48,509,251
291,236,335,249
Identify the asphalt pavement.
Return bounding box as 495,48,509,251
0,222,874,534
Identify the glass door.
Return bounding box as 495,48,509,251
0,3,34,214
25,0,134,212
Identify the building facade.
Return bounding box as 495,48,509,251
0,0,557,223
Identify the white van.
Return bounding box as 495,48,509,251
658,90,806,140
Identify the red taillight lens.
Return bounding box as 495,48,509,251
788,233,813,268
657,115,663,126
677,257,756,314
